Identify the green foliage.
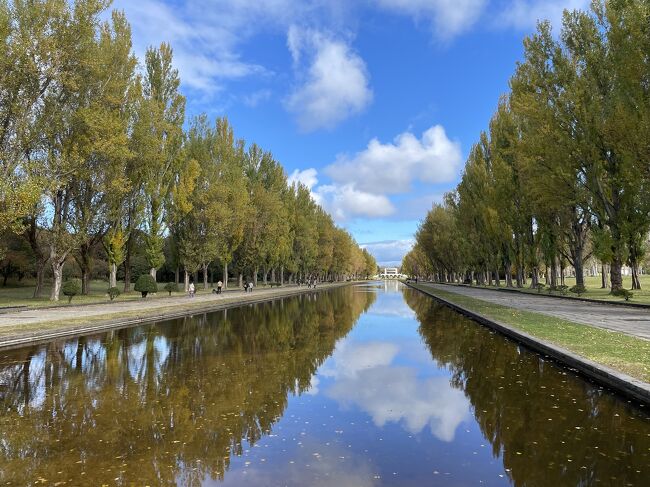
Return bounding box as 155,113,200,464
0,0,374,304
405,1,650,293
107,287,121,301
164,282,179,296
134,275,158,298
611,289,633,302
62,280,81,304
556,285,569,296
570,285,586,297
535,284,545,293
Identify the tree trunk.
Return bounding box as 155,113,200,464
175,266,180,285
81,268,90,295
280,266,284,285
25,217,48,298
109,263,117,288
632,264,641,290
515,265,523,288
75,243,93,295
263,267,268,286
253,267,258,286
610,257,623,292
223,262,229,289
203,263,209,290
123,247,132,293
184,269,190,293
505,263,513,288
238,272,243,288
34,262,46,298
271,268,276,283
50,260,64,302
150,267,156,280
530,267,539,288
494,268,500,287
601,264,610,289
550,259,558,288
574,255,585,288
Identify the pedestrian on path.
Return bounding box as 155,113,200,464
217,280,222,294
188,281,195,298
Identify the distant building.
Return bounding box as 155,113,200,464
379,267,406,279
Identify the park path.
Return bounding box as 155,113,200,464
0,284,330,330
423,283,650,341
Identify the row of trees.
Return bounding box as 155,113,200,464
0,0,376,300
403,0,650,292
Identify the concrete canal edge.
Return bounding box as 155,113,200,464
405,281,650,406
0,282,355,352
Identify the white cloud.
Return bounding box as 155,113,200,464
376,0,488,39
323,341,470,441
321,342,399,379
285,26,373,131
361,239,414,266
242,89,272,107
326,125,462,194
314,183,395,220
498,0,591,31
292,127,458,224
111,0,270,94
288,168,319,190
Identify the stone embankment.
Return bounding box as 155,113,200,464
406,281,650,405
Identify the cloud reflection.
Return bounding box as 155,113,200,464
323,342,470,441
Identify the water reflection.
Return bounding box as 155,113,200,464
0,287,376,485
404,287,650,486
0,283,648,486
323,341,470,441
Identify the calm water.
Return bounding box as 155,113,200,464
0,282,648,486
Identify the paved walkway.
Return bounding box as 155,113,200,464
424,283,650,341
0,283,334,330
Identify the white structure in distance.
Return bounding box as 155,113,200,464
378,267,406,279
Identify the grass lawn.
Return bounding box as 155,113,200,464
417,285,650,383
468,274,650,304
0,278,266,309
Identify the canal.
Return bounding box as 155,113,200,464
0,282,648,486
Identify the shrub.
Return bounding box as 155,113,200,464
62,279,81,304
164,282,179,296
569,285,586,297
134,274,157,298
269,282,282,288
107,287,121,301
612,288,633,301
556,285,569,296
535,283,545,293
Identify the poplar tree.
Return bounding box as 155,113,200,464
138,43,185,281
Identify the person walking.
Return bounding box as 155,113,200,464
188,281,195,298
217,280,223,294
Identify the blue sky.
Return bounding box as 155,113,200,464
111,0,590,266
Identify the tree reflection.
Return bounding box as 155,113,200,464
0,287,375,485
403,287,650,487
